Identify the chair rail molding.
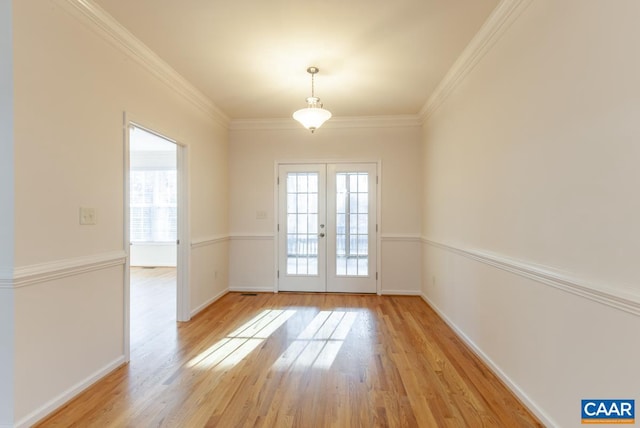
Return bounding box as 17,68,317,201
422,238,640,317
229,234,275,241
190,235,230,249
380,234,422,242
10,250,126,288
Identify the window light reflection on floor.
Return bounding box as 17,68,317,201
188,309,297,369
272,311,358,371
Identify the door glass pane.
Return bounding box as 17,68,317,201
298,194,308,213
287,174,297,192
309,195,318,214
358,174,368,193
336,174,346,193
349,174,358,191
358,214,368,234
298,175,308,192
349,194,358,213
336,214,346,234
308,174,318,193
335,172,369,277
358,194,368,213
297,214,308,234
350,214,358,234
287,214,297,233
308,214,318,234
287,172,319,275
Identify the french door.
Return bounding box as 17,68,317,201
277,163,377,293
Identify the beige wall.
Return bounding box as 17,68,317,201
421,1,640,426
8,0,229,425
229,122,422,294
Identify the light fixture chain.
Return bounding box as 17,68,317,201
311,71,315,98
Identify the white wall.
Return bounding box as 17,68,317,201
190,238,229,317
0,1,14,425
130,244,177,267
9,0,229,425
229,121,422,294
0,287,14,428
14,267,125,421
421,1,640,426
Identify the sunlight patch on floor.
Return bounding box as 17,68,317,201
272,310,358,371
188,309,297,369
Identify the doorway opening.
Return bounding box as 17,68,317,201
124,121,189,361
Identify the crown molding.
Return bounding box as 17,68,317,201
60,0,230,128
230,115,422,131
419,0,533,123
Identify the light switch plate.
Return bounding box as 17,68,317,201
79,207,96,225
256,210,267,220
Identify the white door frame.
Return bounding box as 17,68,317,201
274,159,381,295
123,113,190,362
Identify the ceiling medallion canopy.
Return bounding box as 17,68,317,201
292,66,332,133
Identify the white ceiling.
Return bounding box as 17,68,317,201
93,0,499,120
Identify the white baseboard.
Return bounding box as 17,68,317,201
190,288,229,318
380,289,421,296
228,286,275,293
228,287,418,295
16,355,126,428
420,293,555,427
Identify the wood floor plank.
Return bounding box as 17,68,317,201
36,268,542,427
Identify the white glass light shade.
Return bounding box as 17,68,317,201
292,106,332,132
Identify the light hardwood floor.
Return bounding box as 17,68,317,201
37,268,542,427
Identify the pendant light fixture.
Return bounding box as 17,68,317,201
293,66,332,133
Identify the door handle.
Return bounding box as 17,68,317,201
319,233,325,238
